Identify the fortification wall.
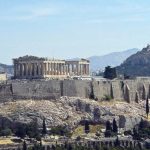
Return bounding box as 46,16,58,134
12,80,61,100
0,78,150,103
62,80,92,98
0,84,13,101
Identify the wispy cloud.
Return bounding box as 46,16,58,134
0,3,62,21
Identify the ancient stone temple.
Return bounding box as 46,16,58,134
13,55,90,79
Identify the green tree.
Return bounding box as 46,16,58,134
106,120,112,131
112,119,118,133
0,128,12,137
26,119,40,140
42,118,47,135
15,124,26,139
104,66,117,79
146,97,149,119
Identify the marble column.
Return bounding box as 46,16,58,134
31,63,33,76
38,63,41,76
66,64,68,75
50,63,52,75
60,64,62,75
19,64,21,76
58,63,61,75
28,63,30,76
48,63,50,75
56,63,59,75
62,64,65,75
67,64,70,75
33,63,36,76
80,64,82,75
43,63,46,75
87,64,90,75
57,63,59,75
22,63,25,76
83,64,85,75
53,63,55,75
85,64,87,75
51,63,53,75
30,63,32,76
46,63,48,75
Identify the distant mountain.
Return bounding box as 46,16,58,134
116,45,150,77
0,63,13,76
88,48,139,71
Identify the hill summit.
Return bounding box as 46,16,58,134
117,44,150,77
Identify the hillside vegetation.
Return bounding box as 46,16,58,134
117,45,150,77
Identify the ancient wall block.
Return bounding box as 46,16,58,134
93,80,111,100
135,91,139,103
111,81,124,100
62,80,91,98
12,80,61,100
0,84,13,102
124,84,131,103
142,84,147,100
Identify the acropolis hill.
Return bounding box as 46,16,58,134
1,54,150,110
0,53,149,149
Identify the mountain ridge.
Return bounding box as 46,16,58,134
88,48,139,71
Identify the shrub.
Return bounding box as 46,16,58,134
0,128,12,136
103,95,112,101
50,126,71,137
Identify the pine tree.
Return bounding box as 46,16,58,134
146,97,149,119
112,118,118,133
23,141,27,150
42,118,47,135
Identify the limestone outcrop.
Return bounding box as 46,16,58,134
0,97,146,131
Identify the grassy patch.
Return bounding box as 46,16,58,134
0,138,13,145
72,124,105,137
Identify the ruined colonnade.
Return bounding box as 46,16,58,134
13,56,90,79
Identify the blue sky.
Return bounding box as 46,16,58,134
1,0,150,64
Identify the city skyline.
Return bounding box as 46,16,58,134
1,0,150,64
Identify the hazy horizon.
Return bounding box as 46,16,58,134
1,0,150,64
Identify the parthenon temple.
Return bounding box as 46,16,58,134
13,55,90,79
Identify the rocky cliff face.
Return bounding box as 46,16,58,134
117,45,150,77
0,97,145,131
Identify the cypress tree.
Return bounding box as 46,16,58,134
106,120,112,131
146,97,149,119
42,118,47,135
23,141,27,150
84,120,90,134
112,118,118,133
114,136,120,147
